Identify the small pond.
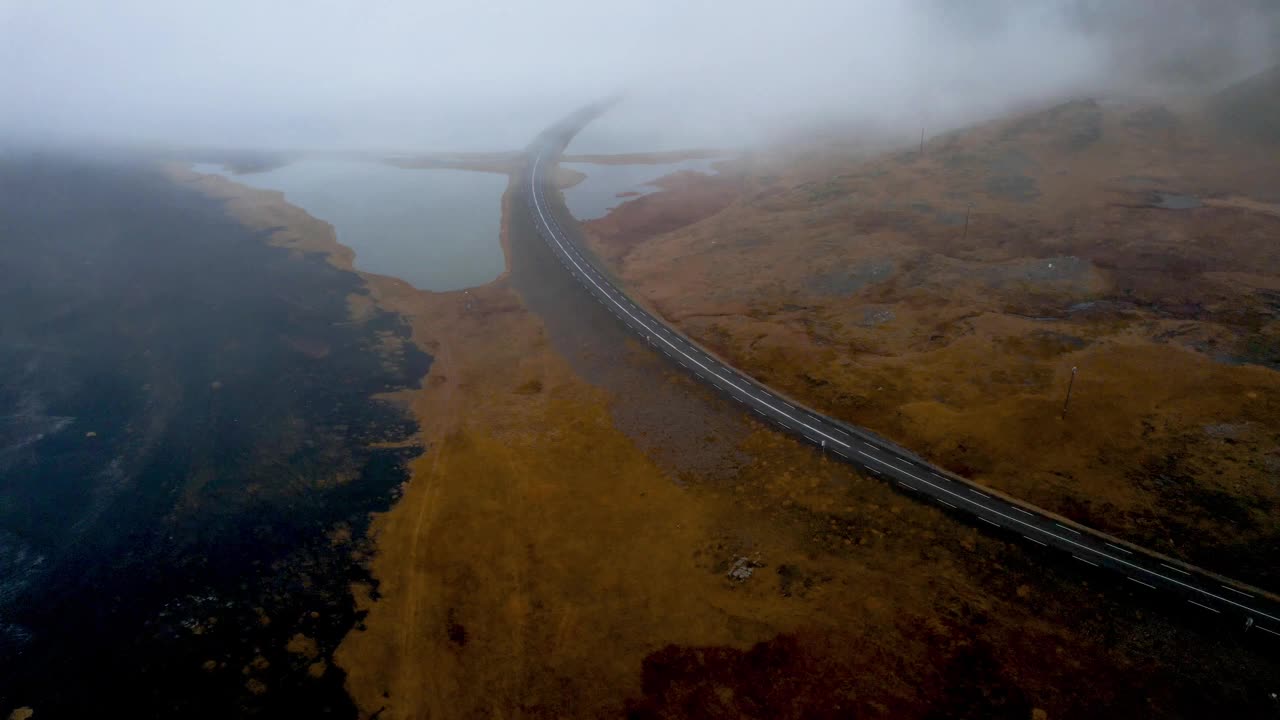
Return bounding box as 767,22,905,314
1151,191,1203,210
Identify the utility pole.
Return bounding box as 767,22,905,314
1061,366,1078,418
961,204,972,244
919,127,925,158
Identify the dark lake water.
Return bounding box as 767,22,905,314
193,160,507,291
0,152,429,718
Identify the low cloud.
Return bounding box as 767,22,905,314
2,0,1276,151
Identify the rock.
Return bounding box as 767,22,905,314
1204,423,1246,440
727,556,758,582
1031,708,1048,720
9,709,35,720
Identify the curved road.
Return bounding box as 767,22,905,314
523,104,1280,641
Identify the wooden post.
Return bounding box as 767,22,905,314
961,204,971,243
1061,366,1078,418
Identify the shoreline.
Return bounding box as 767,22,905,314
562,148,725,165
1,156,428,718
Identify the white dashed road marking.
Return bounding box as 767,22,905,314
1221,585,1254,599
1188,600,1220,614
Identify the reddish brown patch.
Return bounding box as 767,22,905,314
624,632,1035,720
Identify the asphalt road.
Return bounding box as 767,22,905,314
522,107,1280,641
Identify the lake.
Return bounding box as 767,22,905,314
561,158,720,221
192,160,507,291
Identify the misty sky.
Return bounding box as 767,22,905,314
3,0,1277,152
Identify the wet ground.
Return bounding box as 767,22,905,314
0,151,428,718
1150,191,1203,210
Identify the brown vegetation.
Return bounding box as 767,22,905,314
578,76,1280,591
177,84,1280,716
582,171,744,268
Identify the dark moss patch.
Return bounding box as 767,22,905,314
1125,450,1277,588
1234,331,1280,369
1126,105,1179,132
800,178,852,203
0,152,429,718
942,152,983,171
445,608,469,647
806,259,896,296
1001,98,1103,151
985,175,1041,203
624,633,1031,719
775,564,828,599
514,378,544,394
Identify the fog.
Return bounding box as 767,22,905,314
2,0,1277,152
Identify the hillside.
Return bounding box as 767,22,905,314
577,73,1280,590
1206,62,1280,147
